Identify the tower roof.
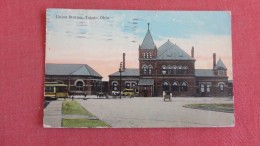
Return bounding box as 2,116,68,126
214,58,227,69
140,24,156,50
156,40,194,60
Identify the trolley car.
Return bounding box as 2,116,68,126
44,82,68,99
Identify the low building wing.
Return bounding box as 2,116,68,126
195,69,215,77
109,68,139,77
46,64,102,78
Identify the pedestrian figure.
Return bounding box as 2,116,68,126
164,91,172,102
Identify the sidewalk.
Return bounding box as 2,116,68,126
43,100,63,128
43,99,99,128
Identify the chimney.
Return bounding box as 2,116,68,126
191,46,194,58
123,53,126,70
213,53,216,69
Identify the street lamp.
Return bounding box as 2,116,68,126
119,62,123,99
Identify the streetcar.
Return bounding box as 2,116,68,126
44,82,68,99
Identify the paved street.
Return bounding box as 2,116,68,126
78,96,234,128
43,96,234,128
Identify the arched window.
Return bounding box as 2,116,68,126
143,53,145,58
132,82,136,87
172,81,179,92
112,82,118,91
163,81,170,92
180,81,188,91
172,65,177,74
177,65,182,74
125,82,130,89
76,80,84,91
219,83,224,92
167,65,172,74
149,53,152,58
183,66,188,74
148,65,153,75
161,65,166,75
142,65,148,74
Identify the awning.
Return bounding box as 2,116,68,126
138,78,154,86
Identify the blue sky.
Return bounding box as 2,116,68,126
46,9,232,81
47,10,231,41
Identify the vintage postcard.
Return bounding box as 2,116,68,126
44,9,234,128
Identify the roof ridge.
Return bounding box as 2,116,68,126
157,40,193,60
156,41,171,58
84,64,102,77
69,65,85,75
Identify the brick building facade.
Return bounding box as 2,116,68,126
109,25,231,97
45,64,102,95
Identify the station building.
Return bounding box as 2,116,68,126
109,25,231,97
45,64,102,95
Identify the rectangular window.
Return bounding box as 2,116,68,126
201,84,205,92
45,87,54,92
207,84,210,92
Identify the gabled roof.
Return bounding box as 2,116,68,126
45,64,102,78
214,58,227,69
140,29,156,50
157,40,194,60
109,68,139,77
138,78,154,86
195,69,215,77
